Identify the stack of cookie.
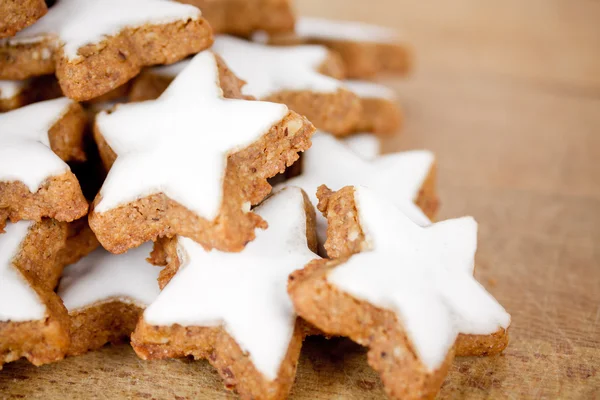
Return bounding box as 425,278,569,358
0,1,511,399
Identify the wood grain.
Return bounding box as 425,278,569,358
2,0,599,398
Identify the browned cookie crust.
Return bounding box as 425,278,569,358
12,218,68,291
414,160,439,221
315,185,509,357
0,219,71,368
264,87,361,137
177,0,294,36
288,258,453,400
90,56,315,254
0,102,88,223
354,96,402,134
67,301,143,357
0,18,214,101
0,0,47,38
133,320,304,400
55,217,100,268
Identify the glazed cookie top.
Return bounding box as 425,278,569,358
295,17,399,44
0,80,26,100
94,50,289,219
143,188,318,380
5,0,202,59
58,242,160,312
327,186,511,370
0,221,47,322
282,133,433,244
343,133,381,160
0,97,74,191
343,80,397,100
212,35,342,98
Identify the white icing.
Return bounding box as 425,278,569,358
0,80,26,100
8,0,201,59
58,243,160,312
343,80,396,100
343,133,380,160
143,188,318,381
281,133,433,249
327,187,511,371
0,221,47,322
212,35,342,98
95,50,288,219
151,60,190,77
295,17,399,44
0,98,73,191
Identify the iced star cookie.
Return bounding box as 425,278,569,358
289,186,511,400
262,17,412,78
0,220,70,369
0,97,88,223
132,188,318,399
176,0,294,36
0,0,47,38
279,133,438,255
317,186,512,358
130,35,362,136
0,0,213,101
89,50,314,254
344,80,402,134
58,242,161,356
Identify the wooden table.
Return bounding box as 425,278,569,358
2,1,599,398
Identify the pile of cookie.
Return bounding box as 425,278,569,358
0,1,511,399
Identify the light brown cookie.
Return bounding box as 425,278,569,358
89,51,314,254
289,186,511,399
0,0,47,38
0,98,88,223
0,220,70,369
0,0,213,101
176,0,294,36
263,17,412,79
132,188,319,400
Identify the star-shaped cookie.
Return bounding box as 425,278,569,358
89,50,314,254
1,220,70,368
58,242,161,356
0,0,213,100
280,133,438,255
0,98,88,224
289,186,511,399
132,187,318,399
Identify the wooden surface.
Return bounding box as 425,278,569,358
2,0,599,398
